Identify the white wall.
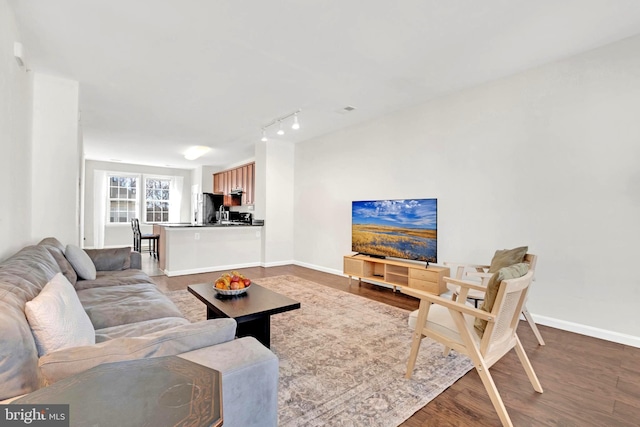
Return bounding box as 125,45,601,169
294,35,640,344
201,166,217,193
255,140,294,266
0,1,82,258
30,73,80,245
83,160,192,248
0,0,32,260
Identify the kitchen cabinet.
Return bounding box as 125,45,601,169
212,162,255,206
242,163,254,205
213,174,222,194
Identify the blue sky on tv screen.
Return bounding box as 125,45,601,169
352,199,437,229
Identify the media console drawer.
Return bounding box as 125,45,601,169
409,268,439,282
408,278,440,294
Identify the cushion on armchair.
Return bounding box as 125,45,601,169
487,246,528,273
474,262,529,336
38,318,237,385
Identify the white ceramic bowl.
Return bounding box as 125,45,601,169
213,284,250,296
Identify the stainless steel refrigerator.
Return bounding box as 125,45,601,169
202,193,224,224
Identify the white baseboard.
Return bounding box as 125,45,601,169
292,260,640,348
291,260,414,291
293,260,343,276
531,314,640,348
164,262,261,277
83,244,134,250
262,259,296,268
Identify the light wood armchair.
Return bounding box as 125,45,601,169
445,253,545,345
404,270,543,427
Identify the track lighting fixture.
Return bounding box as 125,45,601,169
259,109,301,141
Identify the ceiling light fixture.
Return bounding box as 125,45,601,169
259,109,301,141
184,145,211,160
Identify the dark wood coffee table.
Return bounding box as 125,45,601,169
188,283,300,348
14,356,222,427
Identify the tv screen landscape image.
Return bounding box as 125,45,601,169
352,198,437,263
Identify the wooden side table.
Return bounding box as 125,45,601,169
14,356,222,427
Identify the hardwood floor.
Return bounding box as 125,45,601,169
151,265,640,427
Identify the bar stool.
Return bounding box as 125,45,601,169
131,218,159,260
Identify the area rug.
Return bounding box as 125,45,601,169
165,275,473,427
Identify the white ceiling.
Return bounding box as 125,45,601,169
9,0,640,169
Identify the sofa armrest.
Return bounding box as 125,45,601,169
129,251,141,269
38,318,237,385
179,337,279,427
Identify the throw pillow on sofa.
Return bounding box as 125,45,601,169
25,273,96,356
65,244,97,280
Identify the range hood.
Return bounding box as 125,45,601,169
230,188,244,196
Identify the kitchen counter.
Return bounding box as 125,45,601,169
153,224,263,277
160,222,261,228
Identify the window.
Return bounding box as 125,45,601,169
145,177,171,223
108,175,138,223
105,173,178,225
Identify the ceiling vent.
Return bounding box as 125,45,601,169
336,105,357,114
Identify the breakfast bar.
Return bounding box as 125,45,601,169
154,224,263,276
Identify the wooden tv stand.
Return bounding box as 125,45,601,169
343,254,450,295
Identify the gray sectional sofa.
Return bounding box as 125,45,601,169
0,237,278,427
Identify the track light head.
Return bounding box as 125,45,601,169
261,109,300,140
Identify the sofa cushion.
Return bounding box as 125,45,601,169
0,245,61,400
84,247,131,271
38,238,77,284
39,319,237,385
37,237,66,253
95,317,190,343
25,273,96,356
75,269,155,291
41,245,77,286
0,294,41,401
488,246,528,273
78,283,184,329
474,263,529,335
0,246,61,303
65,245,97,280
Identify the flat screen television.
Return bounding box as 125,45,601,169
351,198,437,263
